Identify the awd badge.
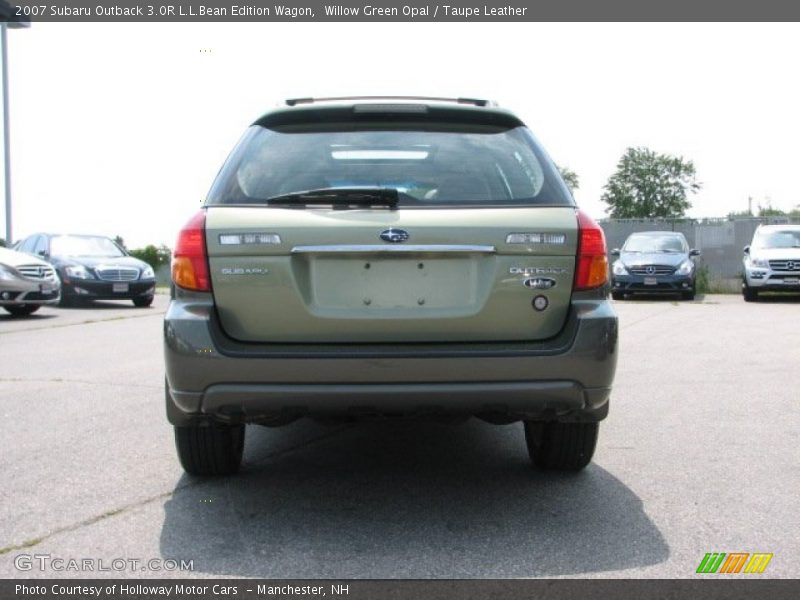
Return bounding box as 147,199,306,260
523,277,557,290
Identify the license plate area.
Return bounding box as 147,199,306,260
112,283,129,293
643,277,658,286
783,277,799,284
309,256,478,310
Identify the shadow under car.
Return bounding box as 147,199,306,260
159,419,669,578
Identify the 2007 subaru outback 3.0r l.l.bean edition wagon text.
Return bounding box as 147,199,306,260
164,96,618,476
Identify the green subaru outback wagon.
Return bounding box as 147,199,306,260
164,96,618,475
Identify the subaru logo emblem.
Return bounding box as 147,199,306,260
380,228,409,243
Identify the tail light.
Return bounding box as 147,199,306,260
172,211,211,292
574,209,609,290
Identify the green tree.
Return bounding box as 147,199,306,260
129,244,171,269
156,244,171,266
757,200,786,217
556,164,579,193
602,147,701,218
113,235,127,250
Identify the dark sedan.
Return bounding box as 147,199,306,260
15,233,156,307
610,231,700,300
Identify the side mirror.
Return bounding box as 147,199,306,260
689,249,701,257
611,248,620,256
37,250,48,258
743,246,750,255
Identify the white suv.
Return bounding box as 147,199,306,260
742,224,800,301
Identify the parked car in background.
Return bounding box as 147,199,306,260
15,233,156,307
742,224,800,302
164,96,618,476
611,231,700,300
0,246,61,316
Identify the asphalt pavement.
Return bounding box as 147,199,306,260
1,293,798,578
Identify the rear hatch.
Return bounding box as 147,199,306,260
207,206,578,343
201,100,582,343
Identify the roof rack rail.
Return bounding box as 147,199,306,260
285,96,496,107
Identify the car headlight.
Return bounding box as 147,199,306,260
612,261,628,276
676,260,695,275
749,257,769,268
64,265,94,279
0,264,20,281
140,265,155,280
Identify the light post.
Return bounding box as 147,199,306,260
1,2,30,245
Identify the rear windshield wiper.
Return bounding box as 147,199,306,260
264,187,399,209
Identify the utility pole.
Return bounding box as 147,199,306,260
1,2,30,244
2,21,12,243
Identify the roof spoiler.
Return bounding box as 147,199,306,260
285,96,496,107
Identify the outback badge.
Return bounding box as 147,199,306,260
523,277,557,290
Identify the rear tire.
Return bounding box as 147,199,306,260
611,291,624,301
133,295,154,308
742,283,758,302
3,304,40,317
524,421,598,471
174,422,245,476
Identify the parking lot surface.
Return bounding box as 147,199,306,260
1,294,798,578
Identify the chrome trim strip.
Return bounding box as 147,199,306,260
291,244,496,254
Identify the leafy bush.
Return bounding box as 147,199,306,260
695,264,711,294
128,244,171,270
695,264,739,294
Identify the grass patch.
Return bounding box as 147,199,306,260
696,265,740,294
0,536,45,555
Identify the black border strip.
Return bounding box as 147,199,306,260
3,579,800,600
6,0,800,23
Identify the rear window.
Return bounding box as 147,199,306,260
206,125,574,208
753,229,800,249
50,236,125,258
624,234,688,253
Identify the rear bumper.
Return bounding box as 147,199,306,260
63,279,156,300
0,280,60,306
200,381,611,421
744,268,800,291
745,282,800,292
612,273,694,294
164,291,618,424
